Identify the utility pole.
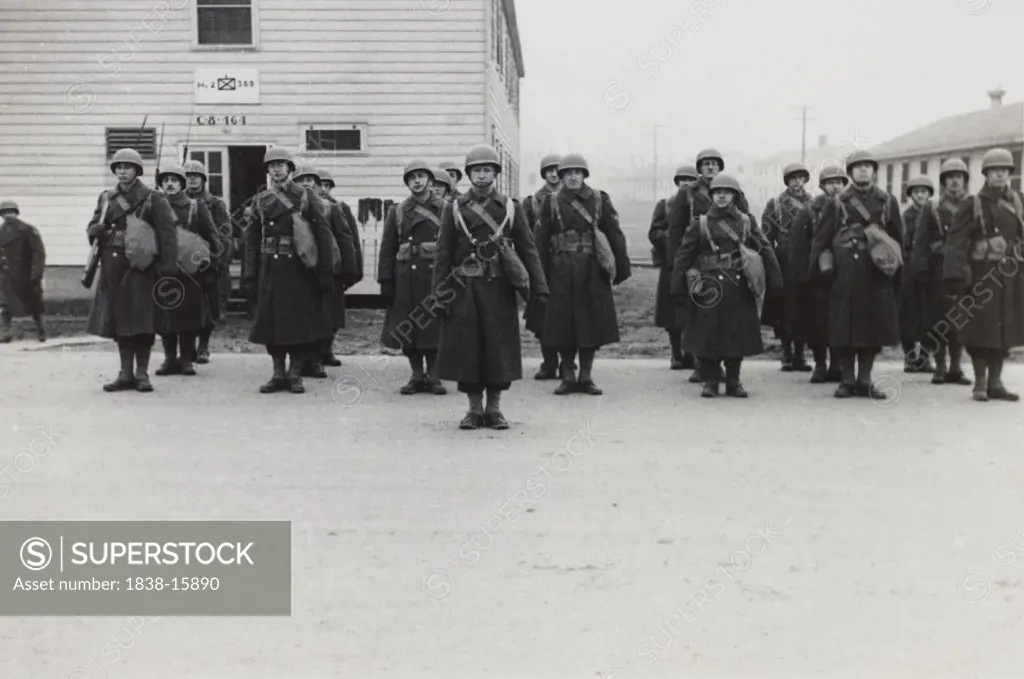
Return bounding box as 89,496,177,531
652,124,661,205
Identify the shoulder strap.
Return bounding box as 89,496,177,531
187,199,196,229
396,202,405,229
974,194,985,230
411,203,442,228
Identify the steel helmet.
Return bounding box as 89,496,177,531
110,147,145,176
317,168,336,188
464,144,502,174
156,166,187,187
557,153,589,178
263,146,296,171
674,164,698,182
783,162,810,184
539,154,562,177
845,149,878,174
181,160,208,181
696,148,725,170
439,160,463,182
818,165,849,187
402,159,434,185
0,199,19,215
294,164,321,182
939,158,969,184
432,167,453,188
709,173,742,195
981,148,1015,173
905,175,935,197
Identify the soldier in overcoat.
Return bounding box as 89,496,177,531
0,200,46,343
943,148,1024,402
534,153,631,395
431,167,453,201
317,167,364,367
648,164,698,371
432,144,548,430
762,162,814,372
439,160,463,200
787,165,848,383
522,153,564,379
182,159,231,365
672,174,782,398
85,147,178,392
378,160,447,395
912,158,973,386
153,166,221,377
899,176,935,373
243,147,335,394
667,148,751,384
810,150,902,399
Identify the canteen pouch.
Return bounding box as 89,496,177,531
418,241,438,260
497,237,530,302
176,227,210,275
291,191,318,269
593,228,617,281
818,250,834,275
864,224,902,277
120,194,158,271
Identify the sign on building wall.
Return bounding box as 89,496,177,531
194,66,260,104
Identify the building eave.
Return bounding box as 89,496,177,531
502,0,525,77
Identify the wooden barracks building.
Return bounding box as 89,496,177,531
0,0,525,295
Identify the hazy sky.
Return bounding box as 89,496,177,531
515,0,1024,173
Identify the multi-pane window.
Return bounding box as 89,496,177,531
919,160,928,176
885,164,894,195
302,126,366,155
197,0,254,47
900,162,910,198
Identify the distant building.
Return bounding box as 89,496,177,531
748,135,859,215
870,88,1023,204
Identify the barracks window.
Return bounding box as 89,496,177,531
196,0,255,47
302,126,367,156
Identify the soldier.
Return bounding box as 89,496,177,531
432,144,548,429
762,162,814,372
522,153,564,379
431,167,453,201
671,174,782,397
153,165,221,377
0,200,46,343
534,153,631,395
912,158,972,386
649,164,698,371
943,148,1024,402
667,148,751,385
85,147,177,392
182,159,230,365
314,167,362,368
810,149,903,399
378,160,447,395
242,147,335,394
899,176,936,374
787,165,849,383
439,160,464,199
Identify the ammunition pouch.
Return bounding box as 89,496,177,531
552,230,595,255
969,235,1009,262
836,226,868,251
106,230,127,249
261,236,294,257
697,251,741,272
396,241,438,262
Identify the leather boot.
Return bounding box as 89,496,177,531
179,333,197,376
103,341,136,392
681,351,696,370
780,341,794,371
483,387,509,429
970,353,989,401
668,330,684,370
134,339,154,392
931,344,948,385
287,351,306,393
855,350,885,399
459,392,485,429
196,325,212,364
322,336,342,367
424,352,447,395
577,348,602,395
700,359,720,398
945,341,971,385
826,348,843,383
834,351,856,398
155,334,181,376
554,351,577,395
791,342,811,371
260,353,288,393
810,345,827,383
535,345,559,380
33,314,46,342
987,350,1019,401
400,352,426,394
724,359,748,397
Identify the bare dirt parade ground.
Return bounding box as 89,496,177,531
2,269,1024,677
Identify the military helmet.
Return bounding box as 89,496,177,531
317,168,336,188
293,164,321,182
539,153,562,177
432,167,453,188
783,162,810,184
939,158,969,184
109,147,145,176
696,148,725,170
464,144,502,175
557,153,589,178
402,159,434,185
0,199,19,215
709,173,742,195
674,164,698,182
981,148,1015,173
905,175,935,197
263,146,296,171
181,159,208,181
818,165,849,187
438,160,463,182
845,149,878,173
156,166,187,187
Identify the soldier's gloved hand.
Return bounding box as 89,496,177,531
380,280,395,307
87,222,106,241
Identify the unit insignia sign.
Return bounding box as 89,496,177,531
194,66,260,104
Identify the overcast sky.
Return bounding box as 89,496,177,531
515,0,1024,174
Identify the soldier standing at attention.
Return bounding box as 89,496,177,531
810,150,903,399
243,147,335,394
432,144,548,429
943,148,1024,402
534,153,631,395
317,167,364,367
431,167,453,201
85,148,178,392
378,160,447,395
522,154,564,380
787,165,849,383
153,166,221,377
672,174,782,398
912,159,972,386
0,200,46,343
762,162,814,372
648,164,698,371
899,176,936,374
439,160,463,200
182,159,230,365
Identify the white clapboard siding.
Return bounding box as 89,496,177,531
0,0,529,267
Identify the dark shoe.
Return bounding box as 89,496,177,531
289,377,306,394
988,386,1020,402
701,383,719,398
196,349,210,365
780,357,795,372
834,383,856,398
921,359,935,374
322,353,342,367
554,379,576,395
688,371,703,383
792,358,812,372
725,383,749,398
102,374,135,392
426,379,447,395
945,371,972,386
483,412,510,430
155,359,182,376
972,389,989,402
670,356,685,370
862,383,886,400
680,353,696,370
36,324,46,342
931,370,947,385
577,380,603,395
181,361,196,376
259,377,288,394
826,366,843,383
534,364,558,380
304,362,327,379
459,412,483,430
810,365,827,383
400,378,425,395
135,374,153,393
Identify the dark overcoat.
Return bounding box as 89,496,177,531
648,191,687,330
187,189,231,321
336,199,364,282
671,205,782,359
534,185,631,349
810,184,902,349
0,217,45,317
155,192,220,335
912,193,969,346
761,189,813,332
323,197,359,331
897,203,925,344
244,180,334,347
522,183,561,338
786,195,831,346
432,190,548,385
86,180,178,339
378,195,445,351
942,184,1024,350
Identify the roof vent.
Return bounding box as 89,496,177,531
988,86,1005,108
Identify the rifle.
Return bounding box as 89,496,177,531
81,115,148,288
155,122,165,182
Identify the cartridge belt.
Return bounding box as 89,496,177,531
261,236,294,256
396,241,438,262
553,231,595,254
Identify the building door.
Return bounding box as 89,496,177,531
187,147,231,210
